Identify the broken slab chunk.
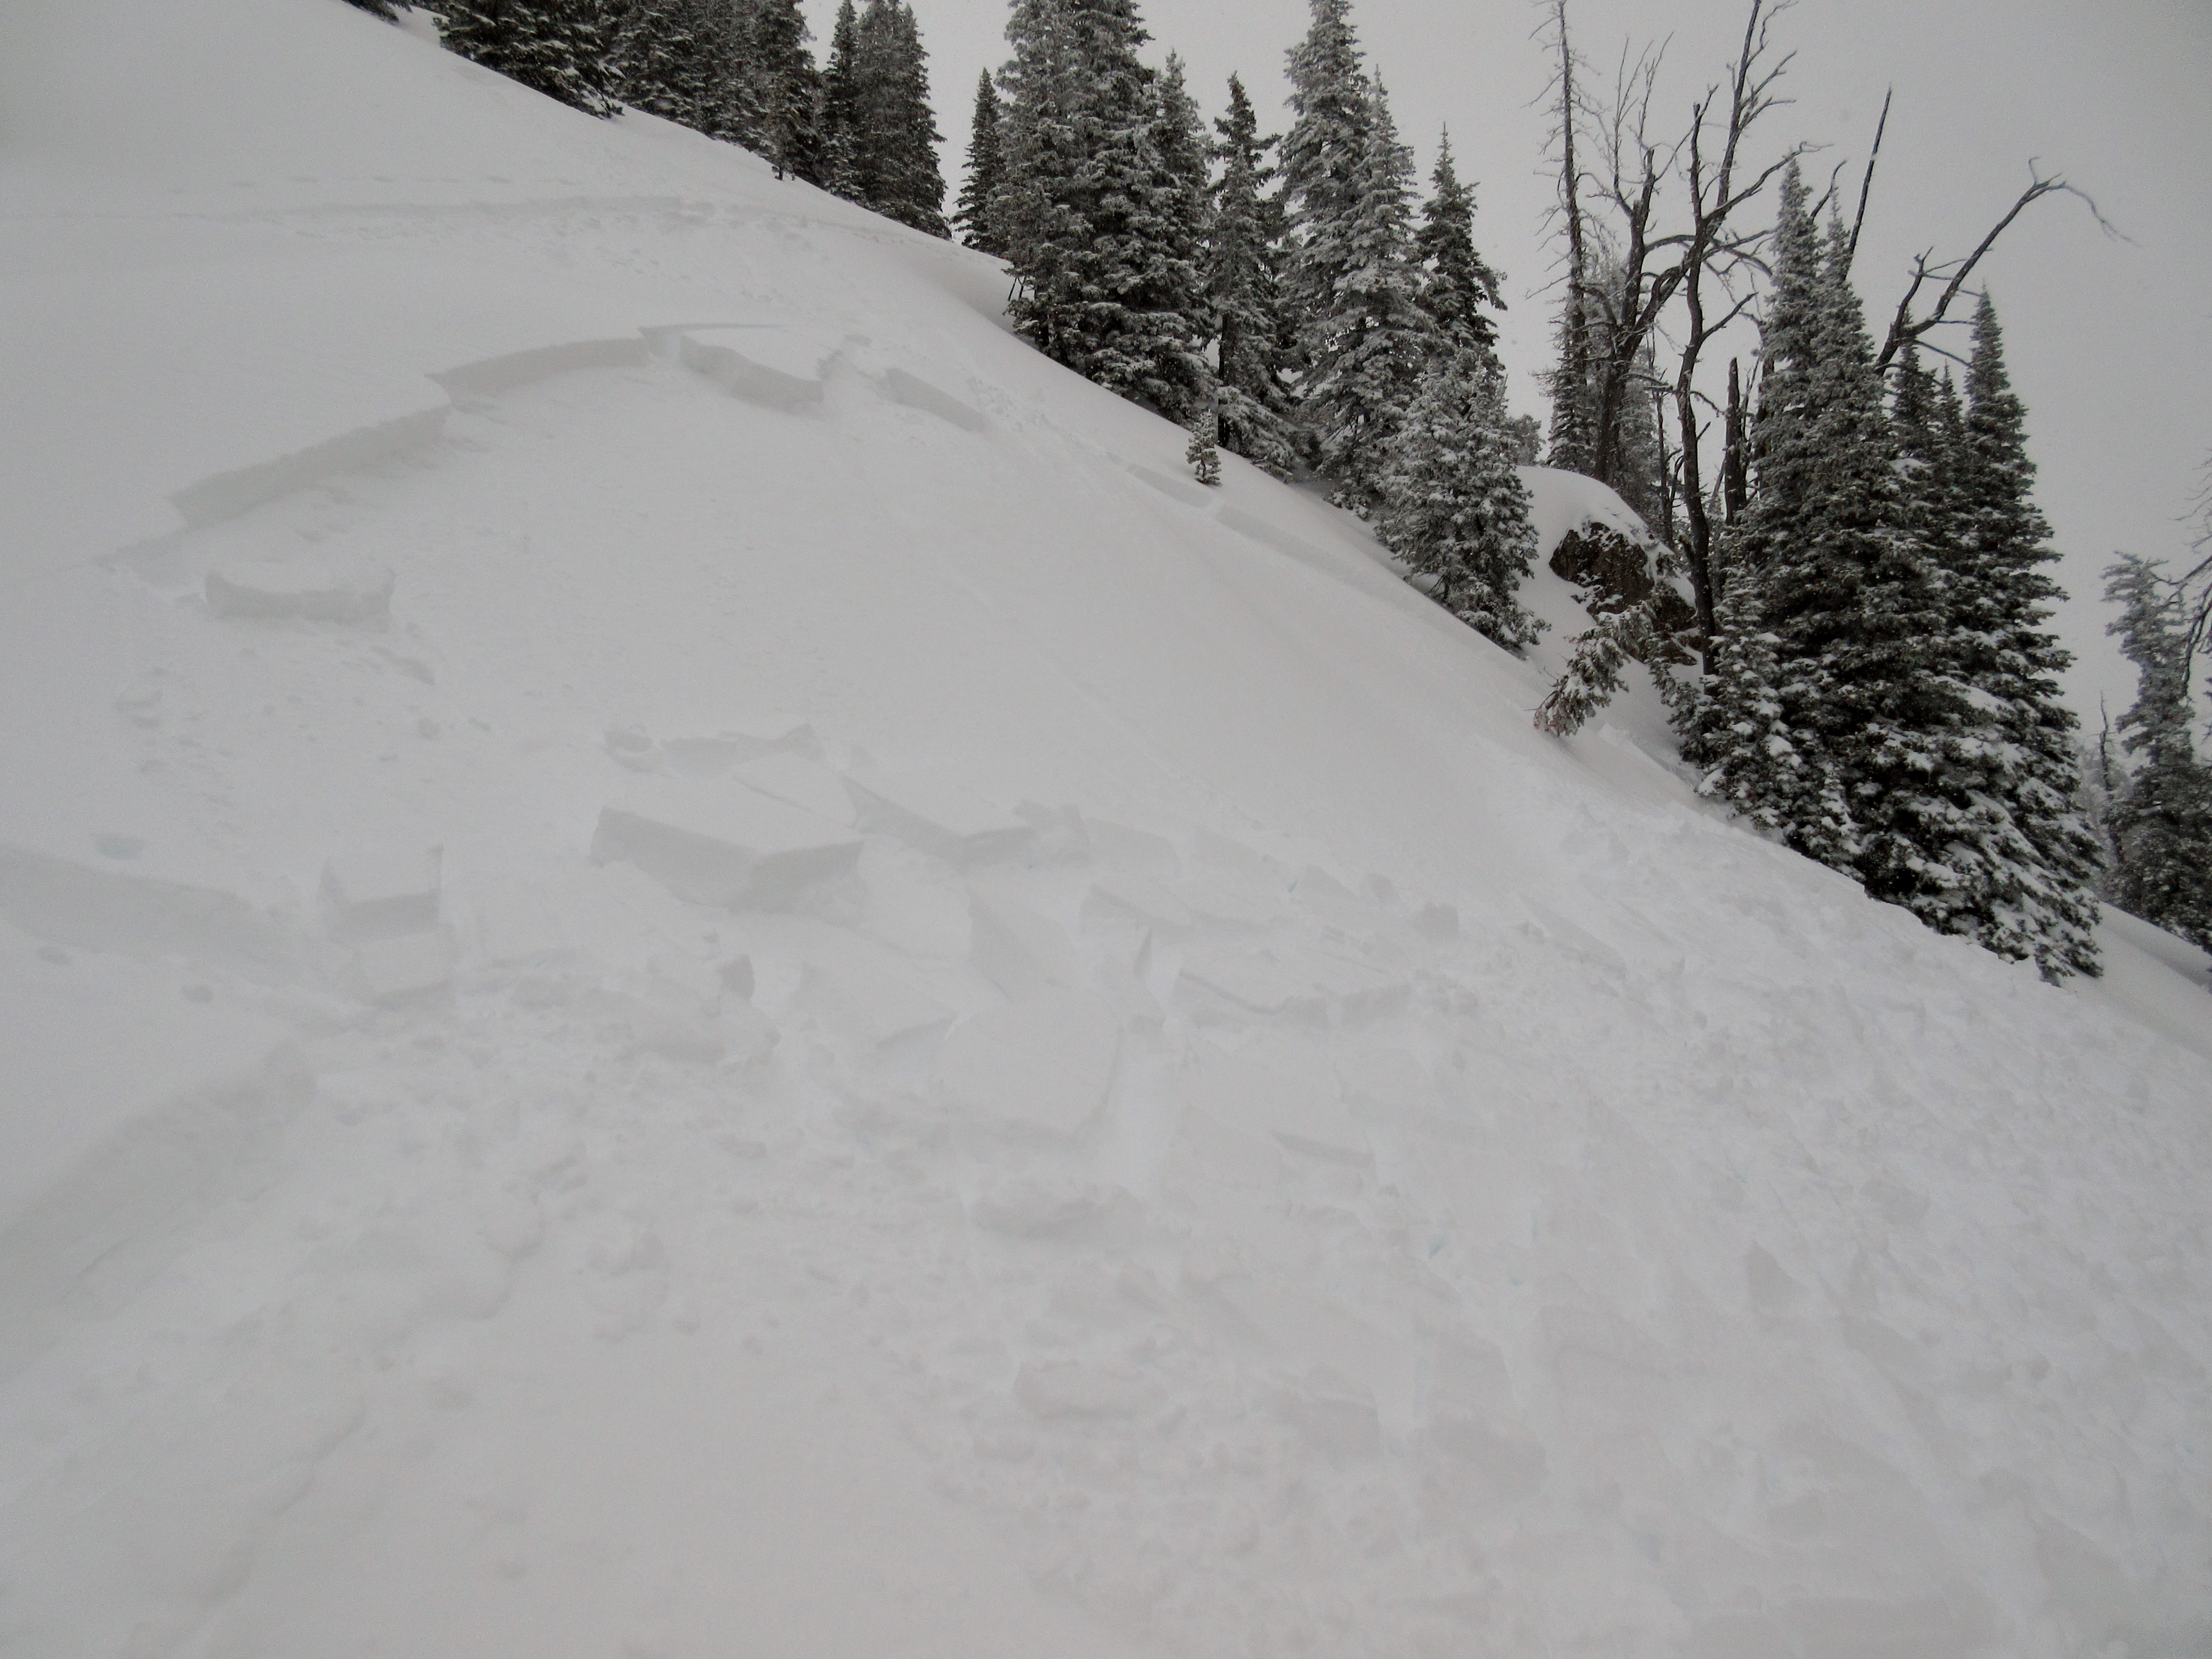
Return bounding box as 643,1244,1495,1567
678,332,825,414
1187,1045,1369,1164
732,751,857,826
206,553,394,624
1082,869,1193,931
844,771,1034,867
880,367,988,433
968,887,1086,999
322,845,441,942
352,931,452,1006
939,986,1118,1139
798,954,950,1056
591,781,861,909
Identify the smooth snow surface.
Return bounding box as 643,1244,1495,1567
2,5,2208,1657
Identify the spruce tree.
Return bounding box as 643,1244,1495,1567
1376,362,1542,652
953,71,1007,253
1936,297,2104,975
442,0,619,117
1282,0,1434,502
1286,62,1430,510
1205,74,1299,478
817,0,864,194
746,0,826,182
845,0,947,235
1693,165,1956,886
995,0,1202,415
1187,398,1223,486
2104,556,2212,950
343,0,399,19
1413,130,1503,366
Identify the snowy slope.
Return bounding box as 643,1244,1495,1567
2,5,2208,1657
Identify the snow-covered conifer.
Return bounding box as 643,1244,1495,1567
1931,298,2104,975
1186,398,1222,487
442,0,619,117
953,71,1006,253
1287,69,1430,510
2104,555,2212,950
1413,130,1503,368
746,0,825,182
1205,74,1299,478
817,0,862,194
845,0,946,235
995,0,1202,416
1376,363,1540,652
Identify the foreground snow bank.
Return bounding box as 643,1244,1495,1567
1,3,2206,1657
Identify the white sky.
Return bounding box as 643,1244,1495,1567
897,0,2212,727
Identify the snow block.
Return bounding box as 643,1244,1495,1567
1083,870,1192,931
798,955,950,1055
880,368,987,433
844,771,1034,867
939,987,1119,1139
1087,817,1181,879
429,337,649,403
170,405,448,529
732,752,857,826
1187,1046,1368,1164
474,879,564,966
322,845,440,942
205,552,395,624
352,931,451,1005
968,887,1085,1000
678,333,824,414
0,844,301,981
1176,946,1323,1022
591,781,862,910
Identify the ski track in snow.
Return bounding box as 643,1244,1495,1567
3,4,2209,1657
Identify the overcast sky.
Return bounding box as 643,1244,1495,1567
901,0,2212,727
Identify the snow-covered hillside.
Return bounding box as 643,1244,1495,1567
3,4,2208,1656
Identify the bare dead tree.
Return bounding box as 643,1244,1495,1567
1873,168,2118,372
1664,0,1803,663
1539,0,1597,470
1842,87,1890,276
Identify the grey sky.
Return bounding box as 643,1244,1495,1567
908,0,2212,725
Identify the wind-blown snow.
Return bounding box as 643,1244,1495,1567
2,3,2208,1656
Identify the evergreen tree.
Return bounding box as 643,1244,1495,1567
1683,555,1814,834
1285,57,1430,509
994,0,1202,416
1693,165,1958,889
442,0,619,117
1376,362,1542,652
954,70,1007,253
1937,297,2104,976
747,0,826,182
819,0,862,193
2104,556,2212,950
847,0,947,235
1133,53,1214,425
1282,0,1436,502
1205,74,1299,478
1186,397,1223,486
343,0,400,20
1413,129,1503,366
